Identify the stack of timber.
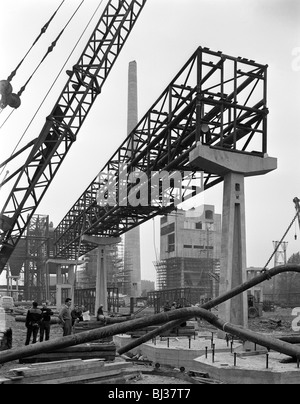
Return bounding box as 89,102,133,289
0,359,141,384
126,324,196,339
0,328,12,351
19,342,116,364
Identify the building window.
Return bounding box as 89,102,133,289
184,245,192,249
196,222,202,230
168,245,175,253
168,233,175,253
161,222,175,236
161,216,168,225
205,210,213,220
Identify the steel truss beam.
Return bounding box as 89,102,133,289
55,47,268,259
0,0,147,273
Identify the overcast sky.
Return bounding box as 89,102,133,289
0,0,300,284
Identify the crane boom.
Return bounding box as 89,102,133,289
0,0,147,273
294,197,300,231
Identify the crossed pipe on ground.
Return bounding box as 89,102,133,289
1,264,300,365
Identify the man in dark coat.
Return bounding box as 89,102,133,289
25,302,42,345
40,301,54,342
58,298,72,336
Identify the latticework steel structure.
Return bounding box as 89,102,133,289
0,0,148,273
55,47,268,259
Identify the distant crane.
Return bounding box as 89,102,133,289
294,197,300,239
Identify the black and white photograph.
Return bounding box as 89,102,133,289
0,0,300,388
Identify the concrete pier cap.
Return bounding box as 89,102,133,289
189,144,277,335
189,144,277,177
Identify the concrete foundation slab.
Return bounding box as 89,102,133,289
114,334,242,371
193,352,300,384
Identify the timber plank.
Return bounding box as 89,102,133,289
6,361,132,384
20,352,115,364
10,365,117,384
0,377,13,384
9,359,105,378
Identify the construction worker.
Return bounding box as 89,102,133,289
25,302,42,345
40,301,54,342
58,298,73,336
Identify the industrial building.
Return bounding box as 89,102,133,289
155,205,221,301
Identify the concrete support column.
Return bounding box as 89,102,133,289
56,264,62,309
95,246,108,315
189,144,277,337
45,262,50,302
68,265,76,304
218,172,248,332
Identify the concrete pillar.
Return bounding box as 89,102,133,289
189,144,277,334
95,246,108,315
56,264,62,308
68,265,76,304
80,235,121,316
218,172,248,330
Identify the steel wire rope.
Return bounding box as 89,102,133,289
0,0,105,183
0,1,66,116
17,0,85,98
6,0,66,84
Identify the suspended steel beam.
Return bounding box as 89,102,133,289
54,47,268,259
0,0,148,273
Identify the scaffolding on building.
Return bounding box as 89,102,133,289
153,260,167,290
148,287,208,313
154,257,220,298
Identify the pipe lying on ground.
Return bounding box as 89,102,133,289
118,264,300,355
15,316,60,325
118,319,186,355
2,305,300,365
1,264,300,365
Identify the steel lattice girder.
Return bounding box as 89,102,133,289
0,0,148,273
54,47,268,259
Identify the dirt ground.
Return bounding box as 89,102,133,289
0,307,297,382
0,314,64,376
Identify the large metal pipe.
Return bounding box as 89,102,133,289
118,264,300,354
1,264,300,364
118,319,185,355
2,305,300,365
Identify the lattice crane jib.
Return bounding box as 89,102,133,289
54,47,268,260
0,0,148,273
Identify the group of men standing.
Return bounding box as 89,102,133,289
25,301,54,346
25,298,85,345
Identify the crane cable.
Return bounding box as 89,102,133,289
17,0,85,98
6,0,66,84
0,0,84,117
0,0,104,182
0,1,66,115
